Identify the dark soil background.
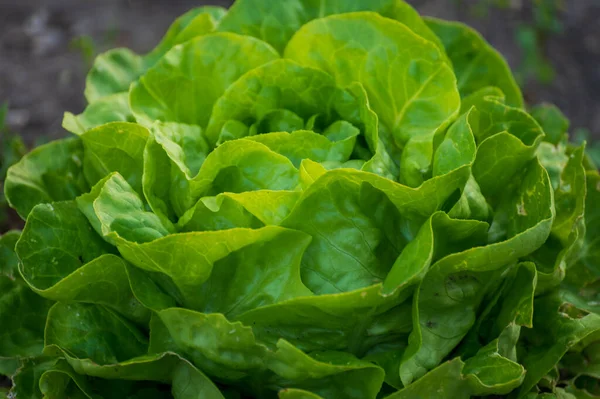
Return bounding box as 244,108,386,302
1,0,599,145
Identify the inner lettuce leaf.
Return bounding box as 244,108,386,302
285,12,460,187
2,1,599,398
130,33,280,129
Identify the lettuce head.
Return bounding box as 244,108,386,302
1,1,599,398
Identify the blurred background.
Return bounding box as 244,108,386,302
0,0,599,230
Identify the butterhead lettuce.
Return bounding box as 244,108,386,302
2,1,599,398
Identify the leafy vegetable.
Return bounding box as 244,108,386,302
2,1,599,398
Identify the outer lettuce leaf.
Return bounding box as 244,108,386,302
16,201,111,289
16,201,115,290
144,7,227,67
279,389,323,399
267,340,385,399
22,254,149,324
156,309,267,381
400,159,554,385
84,6,226,104
386,352,523,399
459,262,537,359
157,308,385,398
4,138,88,219
218,0,443,54
286,12,459,186
122,226,312,316
16,201,148,324
231,207,481,358
236,284,411,355
10,351,225,398
530,103,570,145
0,231,52,371
37,358,167,399
564,169,600,290
83,48,145,104
533,145,587,291
37,306,223,395
425,17,524,108
515,294,600,398
45,302,148,365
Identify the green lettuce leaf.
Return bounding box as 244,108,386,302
516,294,600,398
530,103,570,145
157,308,385,398
218,0,442,54
533,145,587,291
84,6,227,104
280,166,469,294
144,135,299,220
2,2,599,398
63,92,135,135
80,122,149,195
425,17,524,108
130,33,279,129
84,48,145,104
15,201,149,324
286,12,459,186
0,231,52,372
4,138,88,219
400,159,554,384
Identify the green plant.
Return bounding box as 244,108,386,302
0,103,26,230
1,1,598,398
515,0,564,86
465,0,564,85
70,25,121,70
69,35,98,69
